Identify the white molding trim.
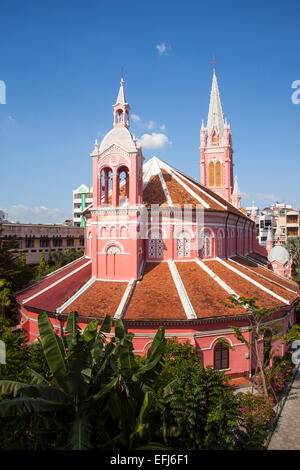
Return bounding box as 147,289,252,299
22,260,92,305
168,260,197,320
196,258,240,299
155,160,173,207
114,279,135,320
216,257,290,305
230,257,298,295
171,167,227,210
169,170,210,208
56,276,96,313
101,240,125,254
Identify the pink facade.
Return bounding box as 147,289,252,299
15,73,299,379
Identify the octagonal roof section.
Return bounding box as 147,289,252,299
99,126,137,154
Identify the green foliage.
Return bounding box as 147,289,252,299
0,279,12,318
281,323,300,345
284,236,300,277
223,295,281,400
0,312,166,450
238,393,275,450
0,315,278,450
154,363,243,450
0,317,28,383
47,249,83,270
156,338,201,389
0,227,36,294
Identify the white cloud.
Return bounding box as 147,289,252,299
137,132,169,149
160,124,166,131
146,120,155,130
156,43,167,55
254,193,278,202
4,204,70,224
131,114,141,122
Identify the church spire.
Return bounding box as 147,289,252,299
275,220,283,246
113,77,130,128
206,68,225,146
231,176,241,209
266,225,273,253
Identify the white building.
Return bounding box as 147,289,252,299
72,184,93,227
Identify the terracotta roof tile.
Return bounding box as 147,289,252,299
206,260,285,309
125,262,186,320
232,256,299,295
174,173,224,211
176,262,245,318
161,170,200,207
226,258,296,303
143,174,167,207
176,170,246,217
62,280,127,318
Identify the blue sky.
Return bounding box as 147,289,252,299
0,0,300,223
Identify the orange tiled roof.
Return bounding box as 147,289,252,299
175,261,245,318
15,256,298,324
142,157,250,218
62,280,127,318
205,260,286,310
125,262,186,320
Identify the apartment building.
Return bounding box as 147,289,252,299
1,223,85,264
73,184,93,227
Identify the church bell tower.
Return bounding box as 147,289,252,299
200,67,236,205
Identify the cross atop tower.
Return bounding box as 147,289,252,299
113,77,130,128
211,58,217,73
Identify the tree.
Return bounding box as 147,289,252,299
0,312,166,450
154,354,243,450
285,236,300,279
0,280,11,318
0,225,36,293
222,295,282,401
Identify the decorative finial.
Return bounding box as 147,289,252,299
211,58,217,73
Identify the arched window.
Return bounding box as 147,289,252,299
214,341,229,370
117,166,129,206
117,109,124,124
148,232,163,259
107,245,121,254
217,231,224,257
215,161,221,186
202,230,212,257
177,231,190,258
100,167,112,205
209,162,214,186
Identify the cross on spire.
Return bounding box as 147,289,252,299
211,58,217,73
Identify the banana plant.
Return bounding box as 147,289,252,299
0,311,166,450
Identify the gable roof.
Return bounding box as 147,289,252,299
142,156,249,217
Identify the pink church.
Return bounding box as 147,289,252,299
16,71,299,378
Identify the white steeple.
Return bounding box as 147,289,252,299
206,69,225,146
113,77,130,129
275,220,283,245
115,77,127,105
232,176,240,196
267,226,273,242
